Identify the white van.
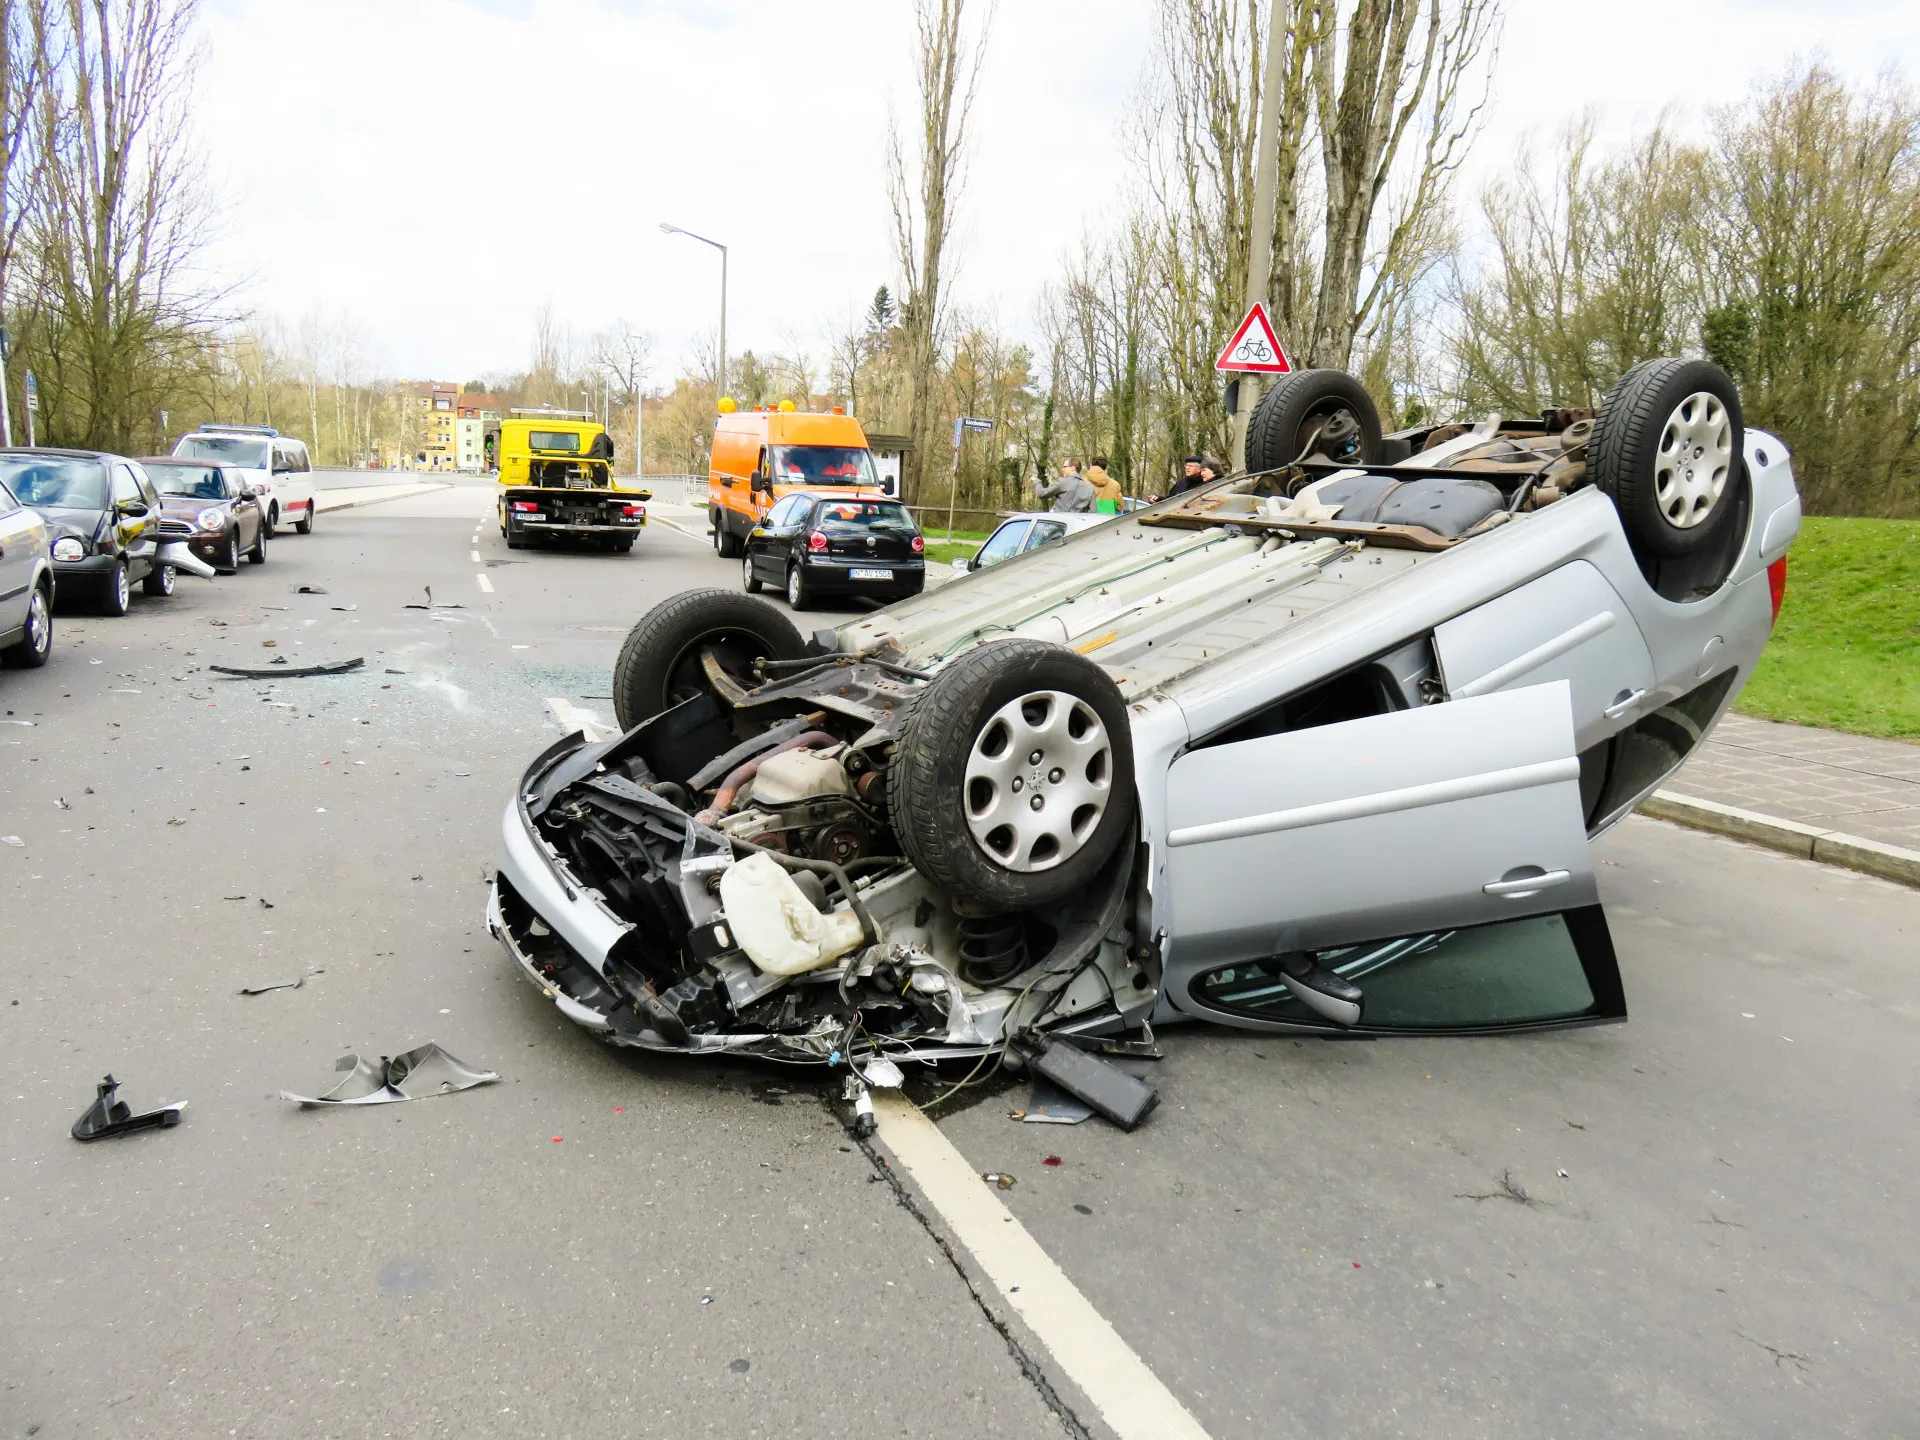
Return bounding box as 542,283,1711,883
171,426,317,536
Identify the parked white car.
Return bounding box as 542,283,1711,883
171,426,316,536
962,511,1110,572
487,359,1800,1081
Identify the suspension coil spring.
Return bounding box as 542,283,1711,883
957,914,1028,988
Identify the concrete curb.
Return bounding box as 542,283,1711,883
313,483,452,514
1639,790,1920,889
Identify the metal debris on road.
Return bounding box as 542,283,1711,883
209,657,365,679
982,1172,1016,1190
53,797,70,809
281,1042,500,1107
71,1075,187,1141
262,639,277,647
1021,1078,1094,1126
166,818,186,826
1,835,23,846
238,976,305,996
331,604,357,612
294,585,329,594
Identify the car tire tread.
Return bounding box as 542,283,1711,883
611,588,807,730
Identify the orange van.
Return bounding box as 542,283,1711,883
708,406,884,557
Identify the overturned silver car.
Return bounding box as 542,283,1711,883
487,360,1801,1071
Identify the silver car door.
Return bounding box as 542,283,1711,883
0,480,35,629
1163,680,1596,964
1161,680,1620,1034
1433,560,1657,749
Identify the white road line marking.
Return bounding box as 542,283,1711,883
476,573,494,593
471,550,481,562
544,697,616,742
873,1094,1213,1440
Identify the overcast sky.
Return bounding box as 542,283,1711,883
197,0,1920,384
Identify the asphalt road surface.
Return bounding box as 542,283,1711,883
1,485,1913,1440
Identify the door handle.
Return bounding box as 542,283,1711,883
1483,869,1572,897
1602,689,1647,720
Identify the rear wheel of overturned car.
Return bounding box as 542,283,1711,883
890,638,1136,912
1591,357,1746,562
1245,368,1384,474
611,587,807,729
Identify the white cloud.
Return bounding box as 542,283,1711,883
196,0,1917,380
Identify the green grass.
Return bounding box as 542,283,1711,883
923,538,983,566
1736,516,1920,740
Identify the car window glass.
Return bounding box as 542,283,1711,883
290,444,310,473
1024,520,1068,551
0,457,107,509
135,465,159,505
1192,912,1607,1032
813,500,915,537
228,470,249,499
153,466,224,499
766,496,802,527
111,464,142,504
0,478,16,514
175,435,270,469
771,445,875,485
975,521,1029,567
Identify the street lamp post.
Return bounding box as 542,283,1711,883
660,223,728,401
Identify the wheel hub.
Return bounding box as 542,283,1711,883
963,690,1112,872
1654,391,1732,529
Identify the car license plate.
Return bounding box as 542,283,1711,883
849,568,894,581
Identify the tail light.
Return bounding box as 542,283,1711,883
511,501,541,513
1767,555,1788,627
807,530,828,552
910,535,925,554
621,504,645,516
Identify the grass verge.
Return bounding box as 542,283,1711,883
1737,516,1920,741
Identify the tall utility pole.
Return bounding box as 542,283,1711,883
1229,10,1290,473
661,223,728,401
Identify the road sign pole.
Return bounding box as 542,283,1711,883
1230,9,1289,474
0,326,12,449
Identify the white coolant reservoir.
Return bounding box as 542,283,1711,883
718,853,867,976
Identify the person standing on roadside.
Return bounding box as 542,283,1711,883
1033,458,1095,513
1086,455,1123,510
1199,456,1227,486
1171,454,1205,495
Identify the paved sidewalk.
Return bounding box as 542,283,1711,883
1671,712,1920,850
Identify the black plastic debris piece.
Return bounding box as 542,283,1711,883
1016,1033,1160,1131
238,976,303,996
208,657,364,679
294,585,329,594
281,1042,499,1107
331,604,357,612
71,1075,187,1141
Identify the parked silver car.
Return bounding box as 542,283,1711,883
488,360,1799,1073
0,470,55,667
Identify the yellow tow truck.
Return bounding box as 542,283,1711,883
495,410,650,553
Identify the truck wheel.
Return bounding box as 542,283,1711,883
1591,358,1747,561
612,588,806,729
1246,369,1383,473
890,638,1136,912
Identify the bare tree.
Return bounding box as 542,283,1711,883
886,0,991,503
589,320,653,471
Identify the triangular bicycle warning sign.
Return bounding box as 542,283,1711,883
1215,303,1293,374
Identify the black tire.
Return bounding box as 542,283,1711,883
247,522,268,565
294,501,314,535
1591,358,1745,561
713,510,742,558
142,563,175,597
613,535,635,554
889,638,1136,912
611,588,806,729
219,531,241,574
742,551,763,593
1246,369,1384,473
1,583,51,668
266,503,279,537
785,563,811,611
98,561,131,616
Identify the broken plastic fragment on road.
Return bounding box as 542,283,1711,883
238,975,305,996
209,657,364,679
280,1042,499,1107
71,1074,187,1141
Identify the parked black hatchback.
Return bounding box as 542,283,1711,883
742,492,925,610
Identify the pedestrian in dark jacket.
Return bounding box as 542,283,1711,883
1172,455,1205,495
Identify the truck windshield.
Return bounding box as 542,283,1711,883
528,431,580,453
772,446,875,485
175,435,270,469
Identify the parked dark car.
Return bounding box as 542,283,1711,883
0,448,181,613
741,492,925,609
140,457,268,573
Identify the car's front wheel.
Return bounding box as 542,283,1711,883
1,584,51,667
219,531,241,574
890,638,1137,912
98,561,131,616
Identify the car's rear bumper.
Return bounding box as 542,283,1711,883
801,557,925,592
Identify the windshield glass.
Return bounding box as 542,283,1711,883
773,446,876,485
0,456,108,510
175,435,270,469
528,431,580,453
812,500,916,537
150,464,225,499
